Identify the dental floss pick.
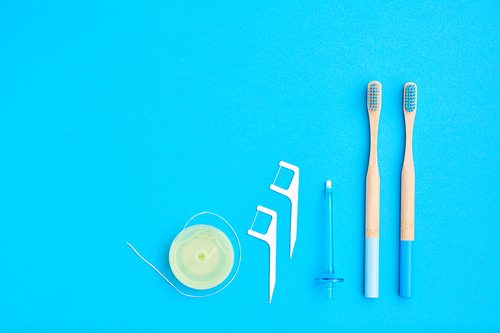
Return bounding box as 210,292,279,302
270,161,299,258
127,212,241,298
248,206,277,303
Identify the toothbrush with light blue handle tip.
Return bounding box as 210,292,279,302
365,81,381,298
400,82,417,298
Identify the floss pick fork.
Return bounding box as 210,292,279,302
400,82,417,298
365,81,381,298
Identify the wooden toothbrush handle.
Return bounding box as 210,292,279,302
401,111,415,241
401,163,415,241
366,167,380,238
366,110,380,238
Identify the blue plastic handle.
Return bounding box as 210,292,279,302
400,240,412,298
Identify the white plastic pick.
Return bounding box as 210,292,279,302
270,161,299,258
248,205,277,303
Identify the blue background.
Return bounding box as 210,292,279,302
1,1,499,332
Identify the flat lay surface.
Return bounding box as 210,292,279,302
1,1,499,332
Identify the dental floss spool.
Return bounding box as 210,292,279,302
127,212,241,298
169,224,234,290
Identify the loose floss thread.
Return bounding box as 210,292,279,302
127,212,241,298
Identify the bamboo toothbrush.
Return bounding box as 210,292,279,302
400,82,417,298
365,81,381,298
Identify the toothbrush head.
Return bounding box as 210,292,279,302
367,81,382,112
404,82,417,112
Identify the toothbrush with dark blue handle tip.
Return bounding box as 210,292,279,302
401,82,417,298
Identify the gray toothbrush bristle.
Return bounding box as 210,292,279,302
368,82,381,112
